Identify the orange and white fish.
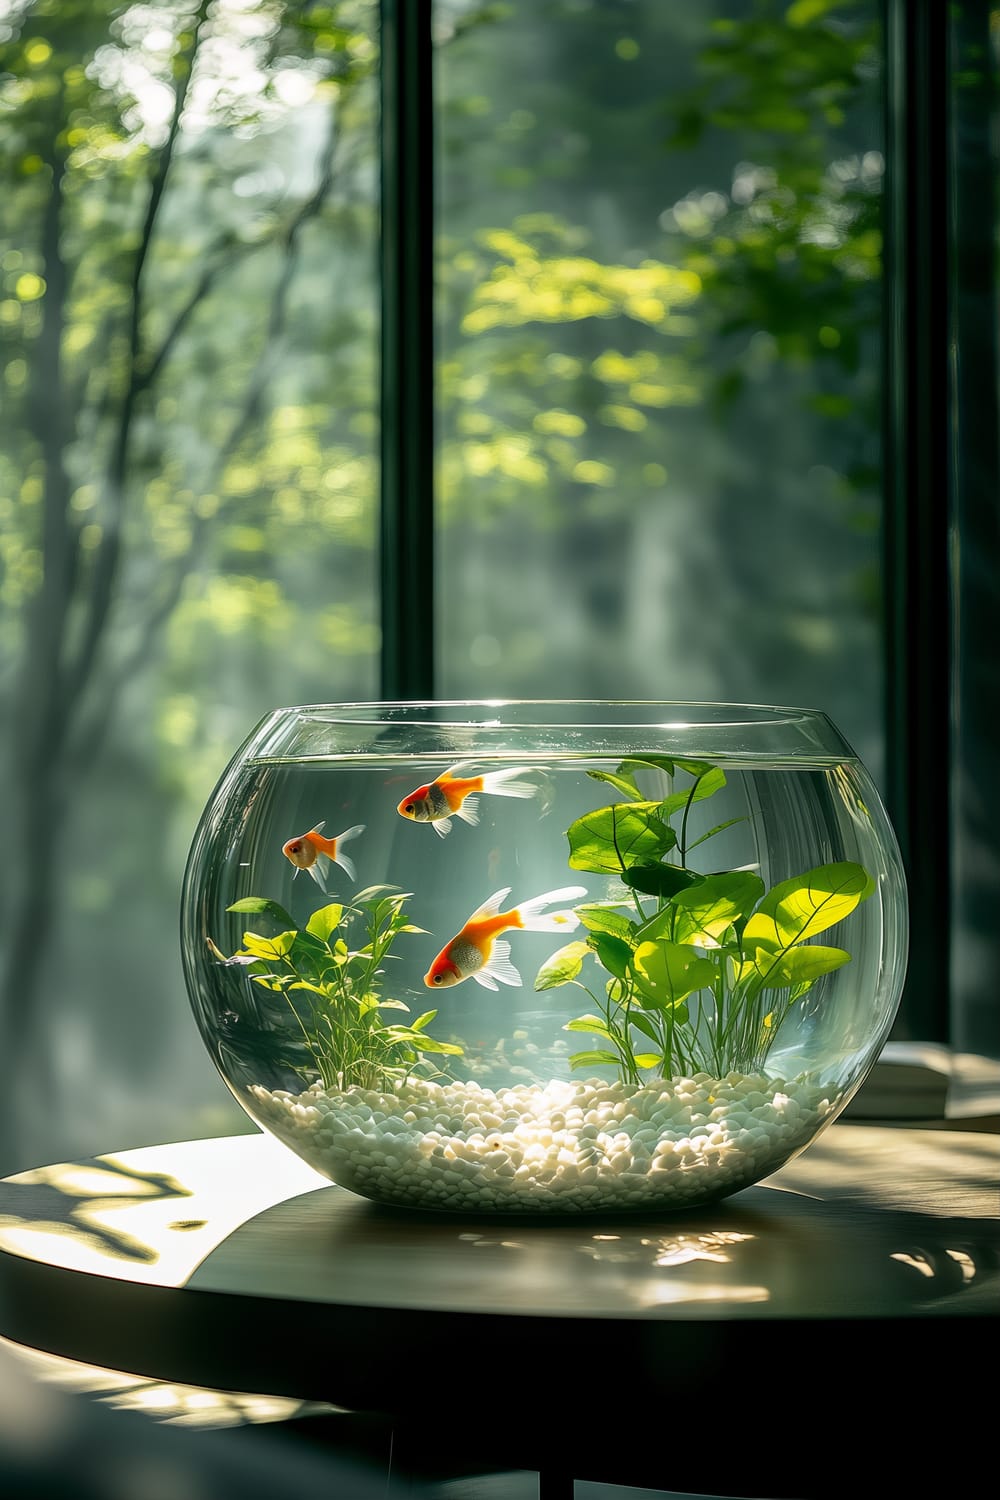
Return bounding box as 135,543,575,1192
397,762,538,838
424,884,587,991
281,822,365,892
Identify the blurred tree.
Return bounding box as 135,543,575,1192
0,0,379,1167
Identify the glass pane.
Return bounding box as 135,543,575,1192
950,2,1000,1063
434,0,884,786
0,0,380,1171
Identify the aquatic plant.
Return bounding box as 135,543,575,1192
536,757,874,1082
219,885,463,1091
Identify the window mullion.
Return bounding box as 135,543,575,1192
379,0,435,699
882,0,952,1041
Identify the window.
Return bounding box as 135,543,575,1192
1,0,996,1174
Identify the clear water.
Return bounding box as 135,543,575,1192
181,747,908,1212
185,753,904,1097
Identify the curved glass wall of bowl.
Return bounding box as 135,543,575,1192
180,702,909,1216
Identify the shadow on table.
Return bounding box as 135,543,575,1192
0,1338,418,1500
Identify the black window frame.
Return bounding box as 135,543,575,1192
377,0,1000,1050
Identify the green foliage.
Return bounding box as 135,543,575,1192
536,761,873,1082
221,885,462,1092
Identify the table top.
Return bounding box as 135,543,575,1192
0,1122,997,1487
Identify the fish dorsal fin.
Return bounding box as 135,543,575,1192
467,887,511,921
310,821,327,835
442,761,479,780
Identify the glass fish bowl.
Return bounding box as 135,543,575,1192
180,701,909,1216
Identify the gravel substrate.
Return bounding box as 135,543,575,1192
247,1071,844,1214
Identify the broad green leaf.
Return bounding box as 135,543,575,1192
567,802,675,875
565,1014,616,1040
410,1009,437,1031
568,1050,617,1069
746,943,851,987
385,1026,464,1055
240,929,296,959
670,871,766,947
228,897,296,927
586,769,644,800
622,863,698,898
633,1053,663,1070
672,758,718,776
376,998,410,1011
742,861,873,953
620,754,676,775
632,941,717,1007
412,1037,465,1055
535,939,591,989
576,905,637,940
306,903,344,941
660,766,727,817
590,932,633,979
290,930,330,962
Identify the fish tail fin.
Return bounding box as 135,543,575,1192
480,767,538,801
516,885,587,932
333,823,365,880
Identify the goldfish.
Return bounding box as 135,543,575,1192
281,821,365,892
424,884,587,990
397,762,539,838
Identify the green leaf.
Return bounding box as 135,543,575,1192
410,1009,437,1031
670,871,766,947
305,903,344,942
228,897,296,927
742,861,873,953
240,929,296,959
619,754,676,775
568,1050,617,1069
576,905,636,940
744,944,851,988
590,932,633,979
672,758,717,776
689,817,747,850
587,768,644,800
633,1053,663,1070
565,1014,615,1040
290,929,330,961
629,1011,661,1044
632,941,718,1007
567,802,675,875
622,863,698,898
659,766,727,817
384,1027,464,1055
354,884,409,904
534,939,591,989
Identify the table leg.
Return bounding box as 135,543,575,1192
537,1469,573,1500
